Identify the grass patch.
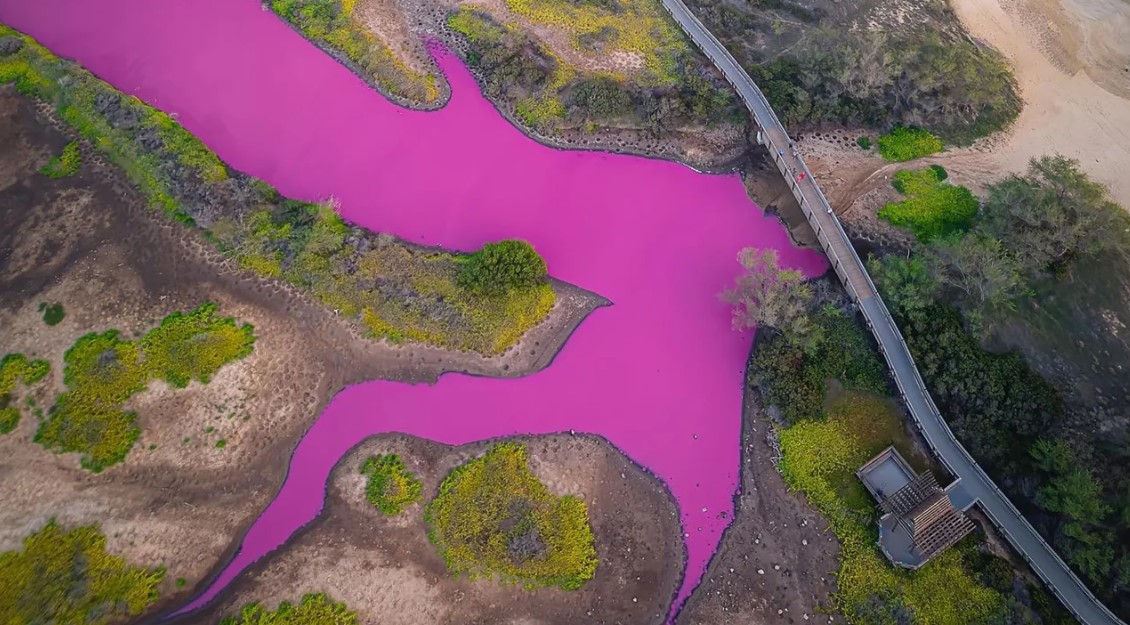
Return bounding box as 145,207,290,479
877,126,944,162
34,303,254,471
0,520,163,624
39,140,80,178
268,0,438,104
878,167,978,240
0,353,51,435
751,306,887,424
0,23,553,355
38,301,65,325
778,393,1005,624
219,593,358,625
141,302,256,388
425,442,598,590
360,454,423,515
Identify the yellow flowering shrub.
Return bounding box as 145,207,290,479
504,0,684,84
35,305,255,471
270,0,438,104
425,443,598,589
0,521,163,625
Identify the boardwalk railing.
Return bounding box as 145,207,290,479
656,1,1127,623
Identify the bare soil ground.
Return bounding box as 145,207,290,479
677,385,841,625
184,434,684,625
0,89,603,619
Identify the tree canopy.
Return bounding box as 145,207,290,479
721,247,820,351
980,156,1128,277
921,232,1025,324
458,239,549,296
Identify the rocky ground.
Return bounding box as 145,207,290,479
0,87,604,619
184,434,686,625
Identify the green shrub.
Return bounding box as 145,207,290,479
35,329,146,471
142,302,256,388
39,301,65,325
37,397,141,471
752,307,887,424
0,520,163,625
877,126,944,162
0,352,50,398
857,136,871,150
39,140,81,178
360,454,423,515
878,167,978,240
568,77,632,121
458,240,549,296
0,354,49,388
0,406,18,434
425,442,597,590
34,305,254,471
219,593,357,625
929,164,949,181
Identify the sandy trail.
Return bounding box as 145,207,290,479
948,0,1130,207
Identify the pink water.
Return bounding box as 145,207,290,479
0,0,825,620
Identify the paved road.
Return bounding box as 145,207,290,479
656,1,1127,623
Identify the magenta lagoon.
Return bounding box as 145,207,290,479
0,0,826,620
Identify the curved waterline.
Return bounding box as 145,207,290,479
0,0,826,621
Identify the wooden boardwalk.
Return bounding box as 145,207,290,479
657,0,1127,623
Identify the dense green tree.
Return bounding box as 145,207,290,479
1029,439,1116,584
981,156,1128,277
740,27,1020,143
1037,469,1108,526
901,305,1061,472
567,77,632,121
922,233,1025,323
868,254,938,322
457,239,549,296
